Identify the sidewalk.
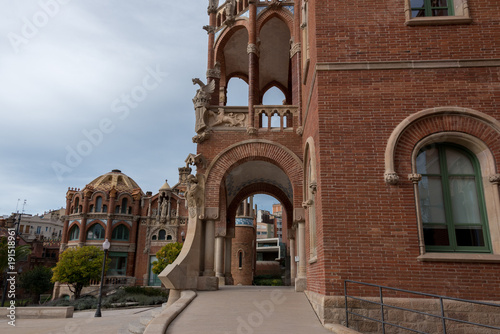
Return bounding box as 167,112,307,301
0,306,157,334
166,286,332,334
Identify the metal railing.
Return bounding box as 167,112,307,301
344,280,500,333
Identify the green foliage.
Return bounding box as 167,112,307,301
19,266,54,304
0,236,31,272
151,242,182,275
51,246,109,299
46,287,168,310
123,286,169,297
253,275,283,286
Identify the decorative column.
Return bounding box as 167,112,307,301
295,219,307,292
247,0,259,133
224,236,233,285
215,235,225,285
408,174,424,255
79,189,92,247
288,229,296,286
203,219,216,276
61,191,73,251
105,188,117,240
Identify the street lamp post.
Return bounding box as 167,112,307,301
94,239,110,317
181,231,185,242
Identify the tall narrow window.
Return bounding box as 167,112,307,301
158,230,166,240
74,198,79,213
416,144,491,252
238,251,243,268
121,198,128,214
69,225,80,241
95,196,103,213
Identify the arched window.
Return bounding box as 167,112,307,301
166,235,173,241
69,225,80,241
112,224,130,241
416,144,491,252
158,230,166,240
87,224,105,240
96,196,103,213
121,198,128,214
74,198,80,213
238,251,243,268
152,235,157,241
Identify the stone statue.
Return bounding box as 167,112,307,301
208,0,219,13
192,78,216,133
160,199,168,218
225,0,236,18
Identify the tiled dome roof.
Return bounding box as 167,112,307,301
87,169,143,194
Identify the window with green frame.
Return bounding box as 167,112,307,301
112,224,130,241
411,0,454,17
86,223,105,240
416,143,491,252
69,225,80,240
108,252,128,276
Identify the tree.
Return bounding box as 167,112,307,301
51,246,109,300
20,266,54,304
152,242,182,275
0,237,31,272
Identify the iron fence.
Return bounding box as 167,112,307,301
344,280,500,333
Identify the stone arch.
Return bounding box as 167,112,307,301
227,182,293,229
385,107,500,184
256,8,294,34
204,140,303,210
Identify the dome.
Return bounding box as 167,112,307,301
87,169,143,194
159,180,171,191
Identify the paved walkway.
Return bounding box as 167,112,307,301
0,306,157,334
166,286,331,334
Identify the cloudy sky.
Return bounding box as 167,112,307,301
0,0,277,216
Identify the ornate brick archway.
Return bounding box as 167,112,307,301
204,139,303,210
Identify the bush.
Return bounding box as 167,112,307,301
123,286,168,297
253,275,283,286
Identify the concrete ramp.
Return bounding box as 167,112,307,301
166,286,332,334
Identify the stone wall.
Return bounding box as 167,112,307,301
306,291,500,334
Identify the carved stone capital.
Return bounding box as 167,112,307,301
206,62,221,80
247,127,257,135
302,199,313,209
203,25,216,34
205,207,220,220
296,126,304,136
309,180,317,194
247,43,260,57
489,174,500,185
290,42,301,58
294,208,305,222
384,172,399,185
408,174,422,184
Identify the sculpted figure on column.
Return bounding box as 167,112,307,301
192,78,215,134
208,0,219,13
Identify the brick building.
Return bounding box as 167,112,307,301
157,0,500,330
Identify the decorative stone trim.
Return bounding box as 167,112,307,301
206,62,221,79
290,42,301,58
316,59,500,71
489,174,500,185
247,43,260,57
293,208,305,222
246,126,257,135
384,107,500,186
309,180,317,194
384,172,399,185
408,173,422,184
296,126,303,136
